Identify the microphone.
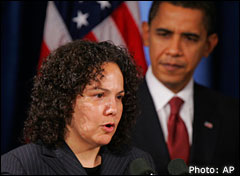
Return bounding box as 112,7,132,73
129,158,157,175
168,158,189,175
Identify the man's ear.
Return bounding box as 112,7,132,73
142,21,150,46
203,33,218,57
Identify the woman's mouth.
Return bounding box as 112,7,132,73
102,123,115,133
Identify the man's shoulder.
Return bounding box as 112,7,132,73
194,83,238,122
194,83,238,105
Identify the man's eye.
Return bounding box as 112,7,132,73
185,35,198,42
187,37,195,41
158,32,169,37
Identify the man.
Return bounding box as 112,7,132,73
133,1,239,174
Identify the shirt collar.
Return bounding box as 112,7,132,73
146,66,193,111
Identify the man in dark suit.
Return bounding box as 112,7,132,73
133,1,239,175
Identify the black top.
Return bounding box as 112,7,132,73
84,165,101,175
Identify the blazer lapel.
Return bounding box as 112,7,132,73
41,144,87,175
190,83,219,165
100,147,130,175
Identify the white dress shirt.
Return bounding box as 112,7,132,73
145,66,194,145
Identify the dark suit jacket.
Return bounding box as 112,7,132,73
1,142,156,175
133,79,239,175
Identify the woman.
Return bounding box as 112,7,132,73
1,40,156,175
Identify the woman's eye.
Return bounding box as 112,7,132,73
117,95,124,100
95,93,104,98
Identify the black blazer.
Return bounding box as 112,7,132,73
1,142,156,175
133,79,239,175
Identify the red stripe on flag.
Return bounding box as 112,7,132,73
83,32,98,42
38,40,50,70
111,3,147,74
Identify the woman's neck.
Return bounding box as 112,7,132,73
65,138,102,168
75,147,102,168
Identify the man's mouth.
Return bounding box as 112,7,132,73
161,63,184,71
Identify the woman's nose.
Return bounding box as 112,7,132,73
104,99,117,116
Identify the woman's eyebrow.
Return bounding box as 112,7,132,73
87,87,125,94
86,86,108,92
118,90,125,94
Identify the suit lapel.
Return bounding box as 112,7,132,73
136,79,170,170
190,83,219,165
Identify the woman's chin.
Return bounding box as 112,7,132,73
97,135,113,146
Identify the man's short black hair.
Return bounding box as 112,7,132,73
148,1,217,35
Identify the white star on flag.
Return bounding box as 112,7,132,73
72,11,89,29
97,1,111,10
39,1,148,73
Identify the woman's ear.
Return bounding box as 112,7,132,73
142,21,150,46
203,33,218,57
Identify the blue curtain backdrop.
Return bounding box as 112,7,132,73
1,1,239,155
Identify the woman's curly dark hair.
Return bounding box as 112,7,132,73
23,39,142,152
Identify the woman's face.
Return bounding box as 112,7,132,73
66,62,124,148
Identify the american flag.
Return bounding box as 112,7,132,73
39,1,147,73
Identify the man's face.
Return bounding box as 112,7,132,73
143,2,218,93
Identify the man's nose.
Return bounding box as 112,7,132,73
166,36,183,57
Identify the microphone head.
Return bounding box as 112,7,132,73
129,158,157,175
168,158,189,175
